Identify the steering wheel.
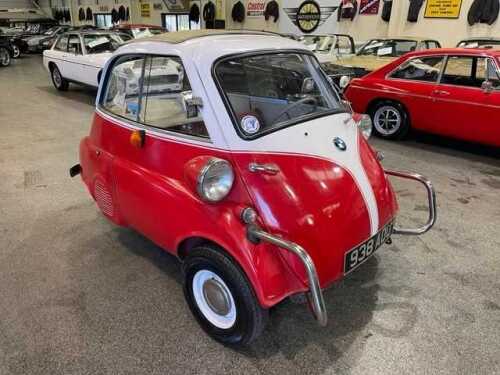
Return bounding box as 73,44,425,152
271,96,318,124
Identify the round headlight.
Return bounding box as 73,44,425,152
197,158,234,202
358,114,372,140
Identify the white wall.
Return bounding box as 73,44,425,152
337,0,500,47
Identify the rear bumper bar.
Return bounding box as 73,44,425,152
385,169,437,235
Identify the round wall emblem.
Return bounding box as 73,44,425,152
333,137,347,151
296,1,321,33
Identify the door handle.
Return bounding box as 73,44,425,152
433,89,450,96
248,163,280,175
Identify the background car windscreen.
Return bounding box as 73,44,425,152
358,39,418,57
83,34,122,54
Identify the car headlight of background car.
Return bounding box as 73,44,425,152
197,158,234,202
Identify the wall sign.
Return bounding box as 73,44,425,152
424,0,462,19
281,0,338,35
141,3,151,17
296,1,321,33
359,0,379,15
246,0,265,17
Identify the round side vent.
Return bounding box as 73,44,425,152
94,178,114,217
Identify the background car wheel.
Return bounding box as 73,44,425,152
183,245,268,346
369,101,410,140
12,45,20,58
51,65,69,91
0,47,11,67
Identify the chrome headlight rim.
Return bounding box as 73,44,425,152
358,114,373,140
196,157,235,202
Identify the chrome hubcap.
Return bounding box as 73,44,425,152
13,46,20,58
203,278,231,316
53,68,62,87
192,270,236,329
374,106,401,135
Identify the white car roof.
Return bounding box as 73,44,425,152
115,30,310,65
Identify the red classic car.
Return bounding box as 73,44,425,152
344,48,500,147
70,30,437,345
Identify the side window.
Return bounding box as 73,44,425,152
441,56,482,88
140,56,209,139
390,56,444,82
67,35,81,54
54,35,68,51
426,41,440,49
102,55,145,121
477,58,500,89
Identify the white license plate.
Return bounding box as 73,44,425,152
344,220,394,274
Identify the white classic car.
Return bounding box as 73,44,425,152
300,34,356,63
43,31,128,91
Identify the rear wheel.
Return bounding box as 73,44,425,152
51,65,69,91
183,245,268,346
369,101,410,140
0,47,11,67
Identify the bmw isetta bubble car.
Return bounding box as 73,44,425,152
70,30,436,346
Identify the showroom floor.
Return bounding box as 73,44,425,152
0,56,499,375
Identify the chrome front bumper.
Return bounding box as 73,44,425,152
247,169,437,326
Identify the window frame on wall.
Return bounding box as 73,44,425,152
99,54,210,142
94,13,113,28
161,13,200,32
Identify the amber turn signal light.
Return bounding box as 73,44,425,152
130,130,145,148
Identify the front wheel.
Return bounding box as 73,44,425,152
183,246,268,346
0,47,11,67
370,101,410,140
12,45,20,58
51,65,69,91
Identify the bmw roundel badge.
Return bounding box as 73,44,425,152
333,137,347,151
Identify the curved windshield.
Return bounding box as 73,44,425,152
301,35,353,55
457,40,500,48
43,27,58,36
83,34,124,54
215,52,342,139
358,39,417,57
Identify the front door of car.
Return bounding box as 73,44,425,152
430,55,499,145
99,54,215,249
388,55,445,131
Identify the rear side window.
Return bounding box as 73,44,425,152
54,35,68,51
101,54,209,139
102,55,145,121
390,56,444,82
441,56,493,88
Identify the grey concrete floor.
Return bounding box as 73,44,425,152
0,55,499,375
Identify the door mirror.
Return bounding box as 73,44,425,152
481,80,493,94
301,77,315,93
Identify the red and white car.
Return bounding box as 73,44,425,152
344,48,500,147
70,30,436,345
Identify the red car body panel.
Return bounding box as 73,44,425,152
345,48,500,147
80,111,398,307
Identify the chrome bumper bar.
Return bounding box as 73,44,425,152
247,225,328,326
385,169,437,235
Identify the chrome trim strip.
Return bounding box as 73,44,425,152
247,225,328,326
385,169,437,235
